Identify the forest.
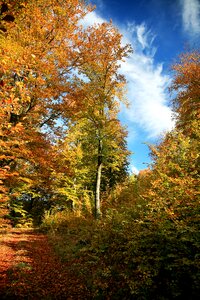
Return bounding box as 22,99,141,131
0,0,199,299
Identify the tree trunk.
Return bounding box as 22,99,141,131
95,139,103,219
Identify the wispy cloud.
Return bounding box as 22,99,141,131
127,22,156,52
81,11,175,138
181,0,200,36
121,23,174,138
120,51,174,138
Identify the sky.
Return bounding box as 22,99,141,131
84,0,200,174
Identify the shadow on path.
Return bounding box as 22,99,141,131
0,228,89,299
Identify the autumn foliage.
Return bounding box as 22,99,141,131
0,0,130,218
41,50,200,299
0,0,91,202
0,0,199,298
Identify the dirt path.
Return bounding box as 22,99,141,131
0,228,89,299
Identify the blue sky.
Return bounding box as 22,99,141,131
84,0,200,174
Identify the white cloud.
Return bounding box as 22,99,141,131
181,0,200,35
130,165,139,175
137,24,147,49
127,22,156,51
81,11,175,138
121,59,174,137
120,24,174,138
80,11,105,28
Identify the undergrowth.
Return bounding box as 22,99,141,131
41,181,200,299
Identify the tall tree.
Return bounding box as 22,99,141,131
74,22,132,218
0,0,92,202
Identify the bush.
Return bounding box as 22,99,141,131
41,178,200,299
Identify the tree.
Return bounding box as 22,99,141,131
0,0,93,203
146,50,200,222
73,22,132,218
171,51,200,137
52,114,130,216
50,22,132,218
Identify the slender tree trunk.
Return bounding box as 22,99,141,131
95,139,103,219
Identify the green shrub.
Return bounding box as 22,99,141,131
42,181,200,299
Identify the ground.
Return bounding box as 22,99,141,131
0,228,89,299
